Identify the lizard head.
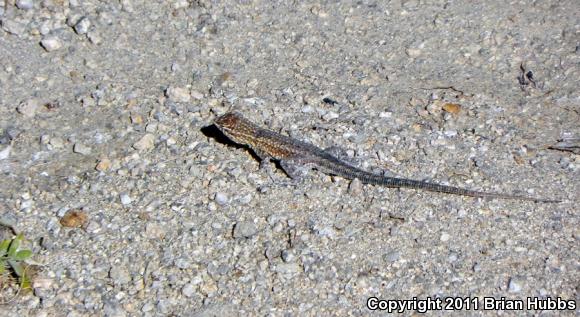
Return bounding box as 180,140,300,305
214,111,256,144
214,112,242,130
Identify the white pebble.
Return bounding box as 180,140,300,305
444,130,458,137
16,99,39,117
74,17,91,34
166,137,176,146
379,111,392,118
120,0,134,12
120,193,132,205
233,221,258,238
440,232,450,242
145,223,166,239
190,90,203,100
173,0,189,9
0,146,11,160
165,86,190,103
133,134,155,151
16,0,33,10
87,31,102,44
322,111,339,121
2,20,26,35
40,36,62,52
182,283,196,297
214,192,229,205
406,47,422,57
73,142,92,155
508,277,523,293
141,303,154,312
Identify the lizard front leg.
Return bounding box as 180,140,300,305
252,149,278,183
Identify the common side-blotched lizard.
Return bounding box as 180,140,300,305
214,111,560,203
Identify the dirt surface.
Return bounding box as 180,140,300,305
0,0,578,315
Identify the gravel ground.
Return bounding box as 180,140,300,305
0,0,578,316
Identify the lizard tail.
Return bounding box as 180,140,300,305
321,160,560,203
373,177,560,203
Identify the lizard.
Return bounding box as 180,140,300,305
213,111,560,203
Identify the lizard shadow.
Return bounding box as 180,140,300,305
201,124,265,165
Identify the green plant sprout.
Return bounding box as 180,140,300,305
0,234,33,290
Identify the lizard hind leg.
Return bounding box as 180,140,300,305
279,159,313,182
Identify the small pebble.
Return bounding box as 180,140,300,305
440,232,450,242
199,279,218,296
405,47,422,57
281,249,295,262
237,194,252,205
87,31,102,44
103,301,126,317
0,146,11,160
74,17,91,35
182,283,196,297
119,193,132,205
49,137,64,149
274,262,302,275
109,266,131,285
174,257,191,269
60,210,88,228
233,221,258,238
165,137,176,146
40,36,63,52
442,103,461,114
444,130,458,137
214,192,229,205
173,0,189,10
16,0,34,10
2,20,26,35
190,90,203,100
120,0,134,12
20,199,33,210
95,158,112,171
322,111,339,121
73,142,92,155
348,178,362,194
165,86,191,103
145,223,166,239
157,300,171,315
379,111,392,118
133,134,155,151
66,13,83,27
508,277,523,293
17,99,39,117
141,302,154,313
40,134,50,145
384,251,401,263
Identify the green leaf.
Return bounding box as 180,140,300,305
0,239,10,254
15,250,32,261
8,260,23,277
7,235,22,258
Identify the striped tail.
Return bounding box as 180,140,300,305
319,159,560,203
